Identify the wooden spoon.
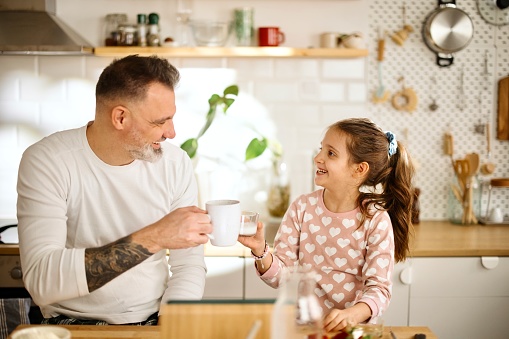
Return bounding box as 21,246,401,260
480,123,496,175
465,153,480,224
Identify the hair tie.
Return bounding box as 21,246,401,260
385,131,398,157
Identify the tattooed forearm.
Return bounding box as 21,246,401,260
85,236,152,292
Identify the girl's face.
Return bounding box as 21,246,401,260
314,129,359,191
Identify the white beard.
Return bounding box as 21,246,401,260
125,127,163,163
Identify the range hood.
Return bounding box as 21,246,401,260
0,0,93,55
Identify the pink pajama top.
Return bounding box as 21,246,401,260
259,189,394,318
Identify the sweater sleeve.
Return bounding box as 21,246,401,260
356,211,394,318
17,143,89,306
258,196,304,287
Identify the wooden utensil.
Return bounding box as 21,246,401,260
465,153,480,224
497,75,509,140
481,123,496,175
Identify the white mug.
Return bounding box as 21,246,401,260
206,200,241,246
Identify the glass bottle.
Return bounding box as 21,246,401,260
147,13,161,47
271,267,323,339
137,14,148,47
267,158,290,217
176,0,193,46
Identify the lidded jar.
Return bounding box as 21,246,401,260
104,13,127,46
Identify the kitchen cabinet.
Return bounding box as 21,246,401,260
93,46,369,58
244,258,279,300
203,256,244,299
381,261,411,326
408,257,509,339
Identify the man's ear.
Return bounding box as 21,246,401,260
111,106,128,130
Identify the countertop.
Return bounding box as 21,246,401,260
9,323,436,339
2,221,509,257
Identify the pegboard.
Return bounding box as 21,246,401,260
368,0,509,220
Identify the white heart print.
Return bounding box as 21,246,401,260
288,236,298,245
325,247,337,256
303,212,313,222
285,251,297,259
316,235,327,245
298,200,307,213
315,206,323,215
342,219,355,228
324,300,334,309
305,243,316,253
309,196,317,205
309,224,320,234
377,258,389,268
344,282,355,292
329,227,341,237
332,293,344,303
322,216,332,226
281,225,292,234
334,257,347,267
321,266,333,274
314,255,324,265
301,232,309,241
314,288,326,297
321,284,333,293
337,238,350,248
348,249,361,259
377,220,389,230
368,234,381,244
366,267,377,276
352,230,364,240
379,239,389,250
333,273,345,283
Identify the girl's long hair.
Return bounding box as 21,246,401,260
329,118,416,262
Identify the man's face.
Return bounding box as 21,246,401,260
124,82,176,163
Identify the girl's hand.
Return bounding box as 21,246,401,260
323,309,354,333
237,221,266,255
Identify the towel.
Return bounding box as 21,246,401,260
0,298,30,339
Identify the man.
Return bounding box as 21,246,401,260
16,55,212,325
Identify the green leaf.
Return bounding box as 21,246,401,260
245,138,268,161
222,98,235,112
208,94,221,106
180,138,198,158
224,85,239,96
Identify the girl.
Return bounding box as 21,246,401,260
238,118,416,333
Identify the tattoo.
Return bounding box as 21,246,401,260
85,236,152,292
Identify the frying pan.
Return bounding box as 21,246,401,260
422,0,474,67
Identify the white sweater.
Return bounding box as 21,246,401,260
16,124,206,324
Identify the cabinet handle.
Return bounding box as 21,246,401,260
399,266,412,285
481,256,499,269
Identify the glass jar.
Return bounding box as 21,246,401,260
104,13,127,46
267,159,290,217
118,24,137,46
271,267,323,338
448,175,481,224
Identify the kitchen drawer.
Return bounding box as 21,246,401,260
410,257,509,297
203,257,244,300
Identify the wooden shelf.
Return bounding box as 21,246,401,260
93,46,368,58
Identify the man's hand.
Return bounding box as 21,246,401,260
136,206,213,253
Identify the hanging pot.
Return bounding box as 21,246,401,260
422,0,474,67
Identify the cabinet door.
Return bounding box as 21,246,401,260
380,260,411,326
244,258,279,300
409,257,509,339
203,257,244,300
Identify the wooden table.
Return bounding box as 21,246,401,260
9,324,436,339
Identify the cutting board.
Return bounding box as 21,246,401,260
497,75,509,140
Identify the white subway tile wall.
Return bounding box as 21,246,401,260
0,0,507,221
